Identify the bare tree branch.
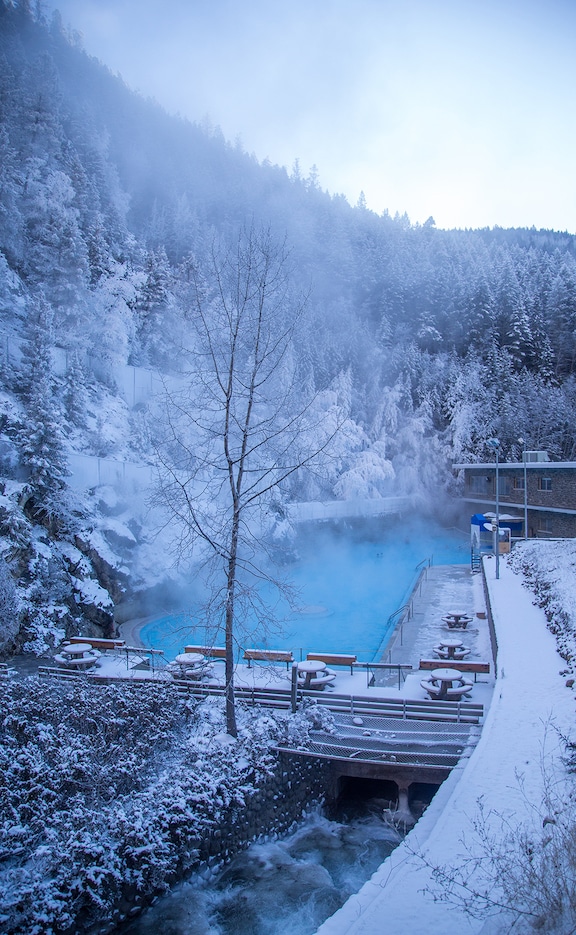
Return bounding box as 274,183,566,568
152,225,343,736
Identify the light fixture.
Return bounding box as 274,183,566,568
487,438,500,579
518,437,528,540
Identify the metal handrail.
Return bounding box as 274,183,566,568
415,555,433,573
375,555,433,662
353,661,412,690
387,602,411,627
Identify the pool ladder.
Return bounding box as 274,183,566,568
471,546,482,574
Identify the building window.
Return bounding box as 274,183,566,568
513,476,525,490
469,475,490,493
537,516,553,535
538,477,552,491
498,477,511,496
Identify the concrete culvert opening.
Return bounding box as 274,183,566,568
408,781,441,820
332,776,401,819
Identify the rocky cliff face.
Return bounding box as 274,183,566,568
0,479,138,657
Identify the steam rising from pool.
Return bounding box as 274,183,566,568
139,518,468,662
297,604,332,616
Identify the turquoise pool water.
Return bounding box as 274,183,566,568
139,520,469,662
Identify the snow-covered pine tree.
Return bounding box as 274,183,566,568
19,368,69,511
62,349,87,429
17,296,68,512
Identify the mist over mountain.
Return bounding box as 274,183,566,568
1,0,576,654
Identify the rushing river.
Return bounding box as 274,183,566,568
122,785,423,935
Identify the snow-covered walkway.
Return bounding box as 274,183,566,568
315,555,576,935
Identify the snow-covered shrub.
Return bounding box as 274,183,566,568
278,700,336,746
508,541,576,674
421,781,576,934
0,679,293,934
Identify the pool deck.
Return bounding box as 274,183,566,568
382,563,490,667
54,563,494,710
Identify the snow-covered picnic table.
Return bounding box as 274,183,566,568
53,643,100,668
421,666,473,701
433,638,470,660
174,651,204,667
62,642,93,657
442,610,473,628
172,652,210,678
296,659,336,689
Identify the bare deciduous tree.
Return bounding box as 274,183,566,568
154,226,340,736
409,731,576,934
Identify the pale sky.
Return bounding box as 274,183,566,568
45,0,576,233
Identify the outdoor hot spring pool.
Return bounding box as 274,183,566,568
138,519,469,662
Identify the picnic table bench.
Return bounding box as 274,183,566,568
39,665,87,681
306,652,357,674
420,678,474,700
243,649,294,669
420,659,490,681
68,637,126,651
442,612,473,629
184,644,227,660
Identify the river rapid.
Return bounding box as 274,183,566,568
122,792,413,935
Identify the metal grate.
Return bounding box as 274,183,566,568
304,740,464,769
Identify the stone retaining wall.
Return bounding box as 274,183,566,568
111,752,334,931
199,752,334,865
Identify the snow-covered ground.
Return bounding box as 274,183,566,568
316,550,576,935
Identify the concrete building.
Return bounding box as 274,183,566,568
454,452,576,538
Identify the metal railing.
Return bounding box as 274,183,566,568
376,556,433,662
415,555,433,575
304,739,464,770
354,661,413,690
36,665,484,724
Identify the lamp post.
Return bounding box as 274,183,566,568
488,438,500,579
518,437,528,540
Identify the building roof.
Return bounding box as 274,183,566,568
454,461,576,470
